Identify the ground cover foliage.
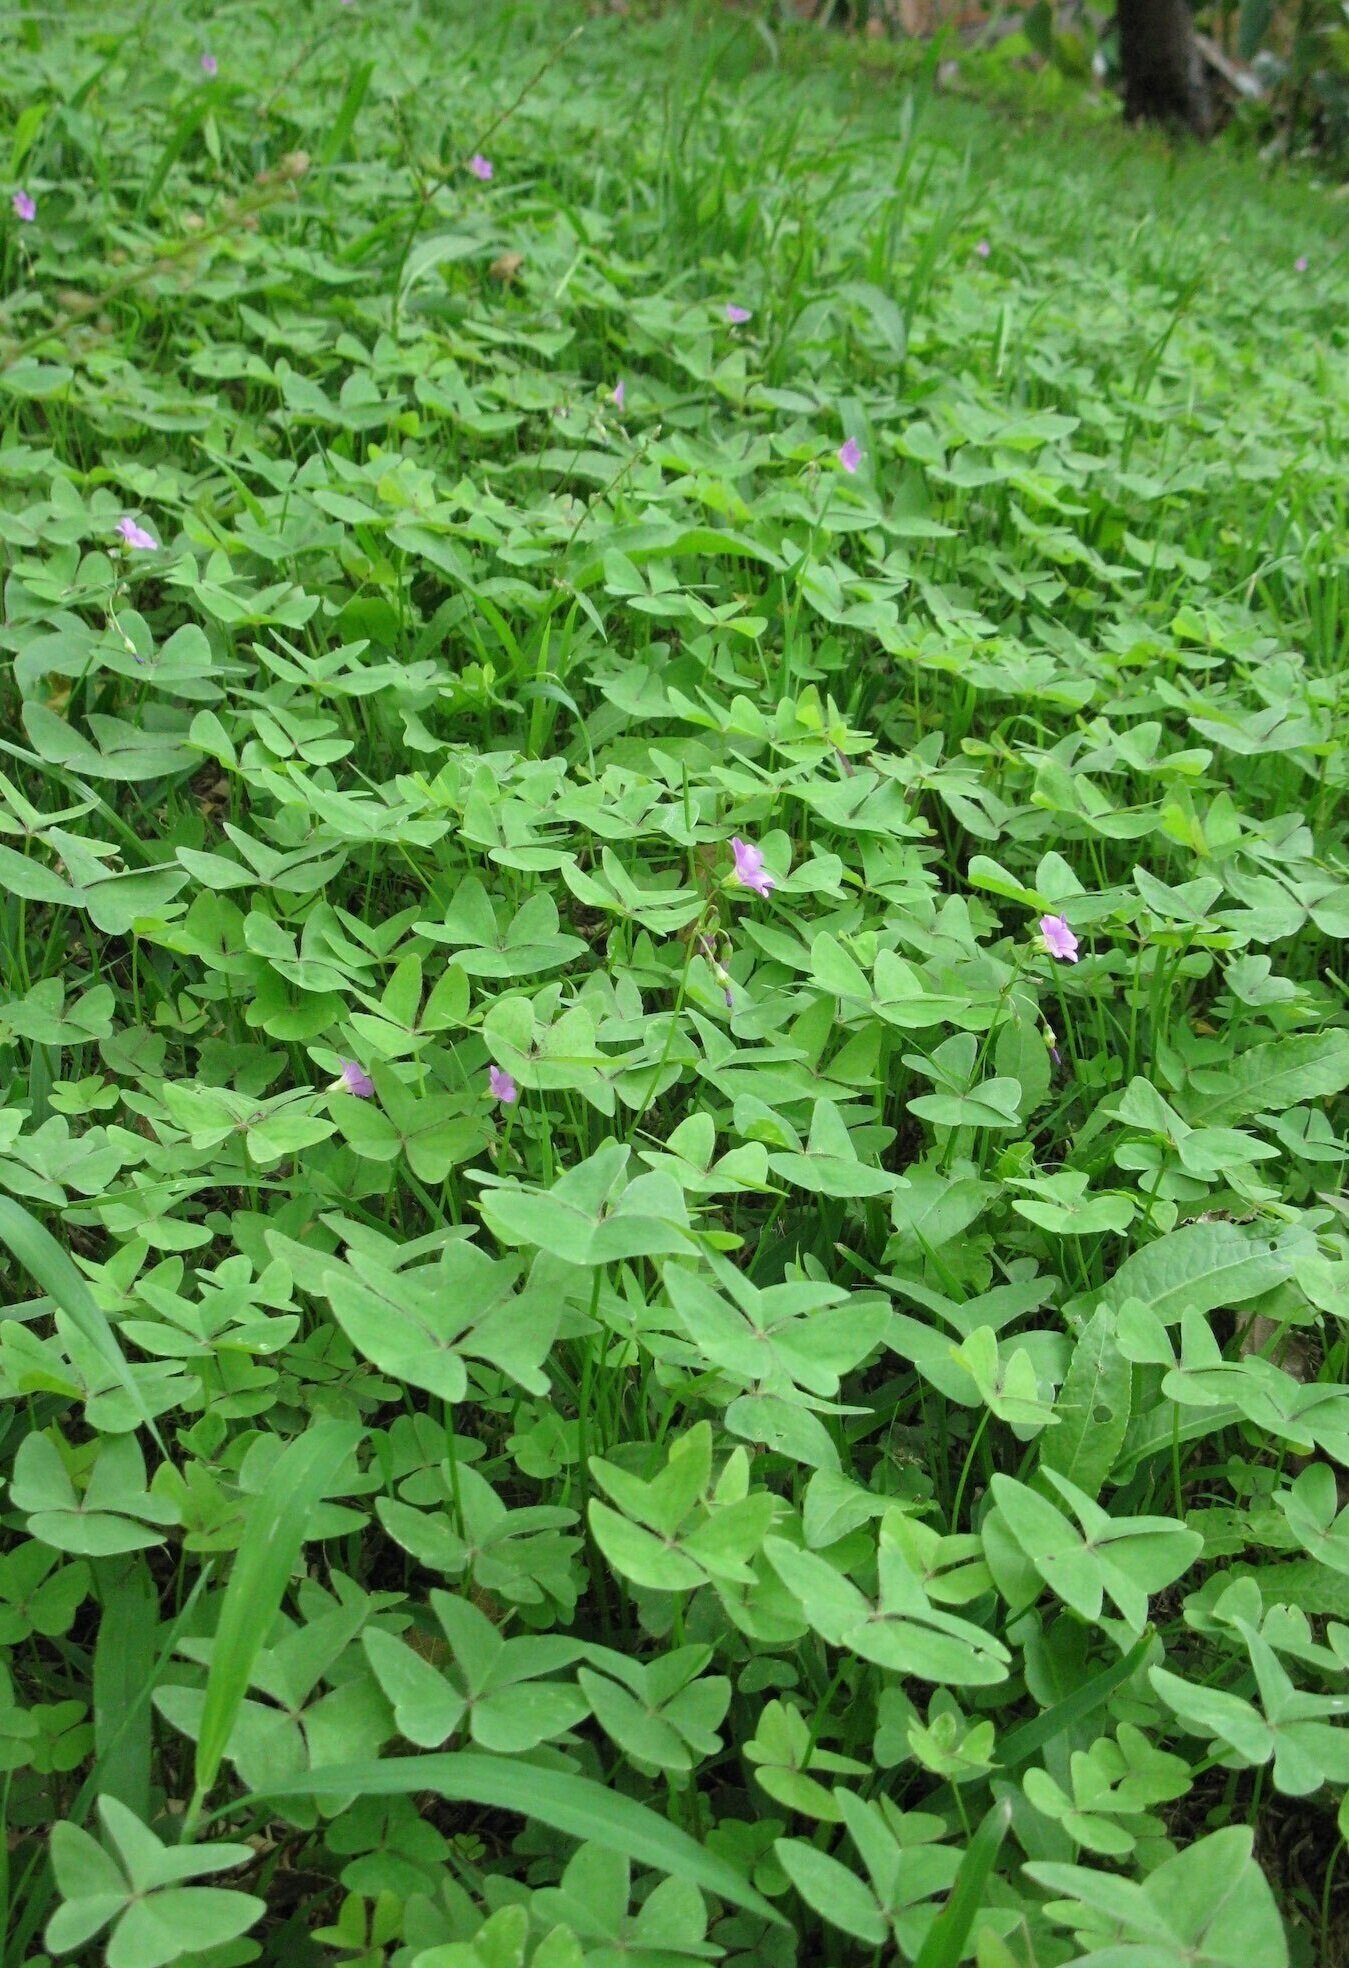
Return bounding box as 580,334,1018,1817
1,2,1348,1963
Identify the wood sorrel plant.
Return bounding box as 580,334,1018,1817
0,3,1346,1967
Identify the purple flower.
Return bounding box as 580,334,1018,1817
974,239,990,258
489,1064,517,1105
334,1059,374,1098
730,835,775,898
12,190,35,224
612,379,625,412
115,517,158,552
201,51,218,76
725,303,751,325
837,436,862,474
467,154,493,182
1039,914,1079,963
1294,255,1309,273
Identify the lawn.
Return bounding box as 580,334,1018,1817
1,3,1348,1965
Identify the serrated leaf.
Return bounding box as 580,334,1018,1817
1041,1310,1131,1497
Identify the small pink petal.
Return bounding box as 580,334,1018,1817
725,303,751,324
837,436,862,474
201,52,218,76
1039,914,1079,963
115,517,158,552
335,1059,374,1098
1294,255,1309,273
730,835,775,899
12,191,35,223
612,379,625,412
974,239,990,258
467,154,493,181
489,1064,517,1105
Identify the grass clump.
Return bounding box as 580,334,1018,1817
1,3,1348,1965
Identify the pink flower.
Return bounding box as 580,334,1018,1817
201,52,218,76
467,154,493,181
12,190,35,223
612,379,625,412
974,239,990,258
334,1059,374,1098
1039,914,1079,963
115,517,158,551
489,1064,517,1105
725,303,751,324
730,836,775,898
837,436,862,474
1294,255,1309,273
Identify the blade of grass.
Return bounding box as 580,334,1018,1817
91,1554,156,1819
235,1752,788,1930
993,1626,1157,1774
0,1193,166,1454
319,61,374,168
917,1626,1156,1829
911,1797,1012,1968
137,103,207,215
7,1561,216,1965
0,1773,8,1963
183,1417,362,1838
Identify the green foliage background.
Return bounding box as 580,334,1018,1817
0,3,1347,1966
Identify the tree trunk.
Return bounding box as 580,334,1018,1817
1118,0,1212,134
